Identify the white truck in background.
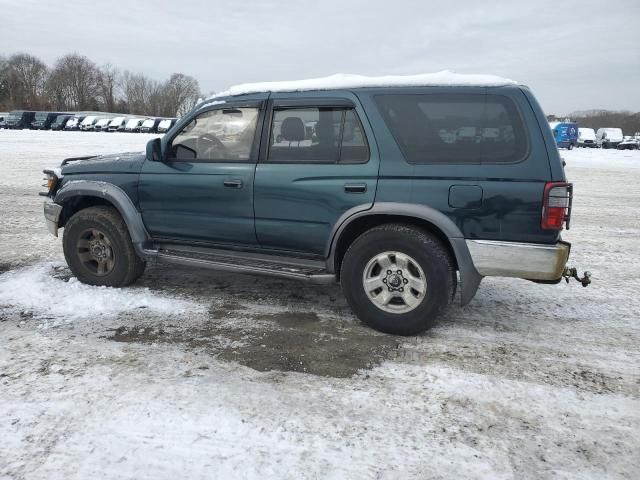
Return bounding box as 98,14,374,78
577,128,598,148
597,128,624,149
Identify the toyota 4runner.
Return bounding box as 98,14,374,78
42,73,589,335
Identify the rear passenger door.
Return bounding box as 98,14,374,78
253,94,379,256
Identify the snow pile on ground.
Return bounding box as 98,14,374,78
0,262,203,325
212,71,517,98
563,147,640,170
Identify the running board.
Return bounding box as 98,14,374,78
144,248,336,284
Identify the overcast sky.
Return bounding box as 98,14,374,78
1,0,638,114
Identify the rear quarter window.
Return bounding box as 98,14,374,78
374,93,528,164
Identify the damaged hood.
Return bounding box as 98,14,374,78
61,151,146,175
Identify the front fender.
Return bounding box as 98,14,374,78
54,180,151,257
327,202,483,306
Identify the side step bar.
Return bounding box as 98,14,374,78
144,248,336,284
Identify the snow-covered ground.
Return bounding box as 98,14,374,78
1,130,639,479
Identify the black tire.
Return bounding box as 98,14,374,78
340,224,456,336
567,143,574,150
63,206,146,287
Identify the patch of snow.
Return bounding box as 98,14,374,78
210,71,518,98
195,99,226,111
0,262,204,325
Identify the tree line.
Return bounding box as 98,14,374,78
549,110,640,135
0,52,202,117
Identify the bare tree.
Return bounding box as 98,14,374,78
121,70,154,115
46,66,69,110
97,63,119,112
49,53,99,110
5,53,48,109
163,73,201,117
0,55,8,109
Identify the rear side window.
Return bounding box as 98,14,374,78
268,107,369,163
374,93,528,164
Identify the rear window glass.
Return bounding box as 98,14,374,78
374,93,528,164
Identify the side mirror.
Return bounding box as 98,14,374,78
146,138,163,162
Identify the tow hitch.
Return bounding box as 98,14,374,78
562,267,592,287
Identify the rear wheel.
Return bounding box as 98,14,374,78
63,206,146,287
341,224,456,335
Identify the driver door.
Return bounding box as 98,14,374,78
138,103,263,247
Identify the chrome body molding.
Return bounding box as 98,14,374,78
466,240,571,281
43,200,63,237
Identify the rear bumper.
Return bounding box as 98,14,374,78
44,200,63,237
466,240,571,281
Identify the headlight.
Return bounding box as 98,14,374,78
40,169,61,197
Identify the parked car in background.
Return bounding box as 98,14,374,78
64,115,86,131
597,128,624,149
41,74,589,335
50,114,73,131
0,116,5,129
31,112,68,130
140,118,161,133
80,116,99,131
617,136,639,150
157,118,177,133
93,118,112,132
577,127,598,148
107,117,127,132
549,121,578,150
124,118,144,132
4,110,36,129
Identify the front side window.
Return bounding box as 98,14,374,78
169,107,259,161
268,107,369,163
374,93,528,164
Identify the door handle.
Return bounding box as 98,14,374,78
344,183,367,193
223,179,243,189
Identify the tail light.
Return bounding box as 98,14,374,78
541,182,572,230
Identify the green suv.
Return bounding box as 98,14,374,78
42,73,587,335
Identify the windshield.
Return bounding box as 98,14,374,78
82,116,96,125
142,119,155,127
8,112,21,120
97,119,110,126
158,120,171,128
125,119,140,128
35,112,48,121
53,115,67,124
109,117,125,126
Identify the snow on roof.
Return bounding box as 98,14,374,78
209,71,518,99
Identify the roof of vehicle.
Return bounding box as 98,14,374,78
549,121,576,129
207,71,518,100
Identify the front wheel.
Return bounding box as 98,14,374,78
567,143,574,150
63,206,146,287
341,224,456,335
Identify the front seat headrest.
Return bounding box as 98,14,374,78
280,117,305,142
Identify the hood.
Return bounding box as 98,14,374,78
61,151,146,175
